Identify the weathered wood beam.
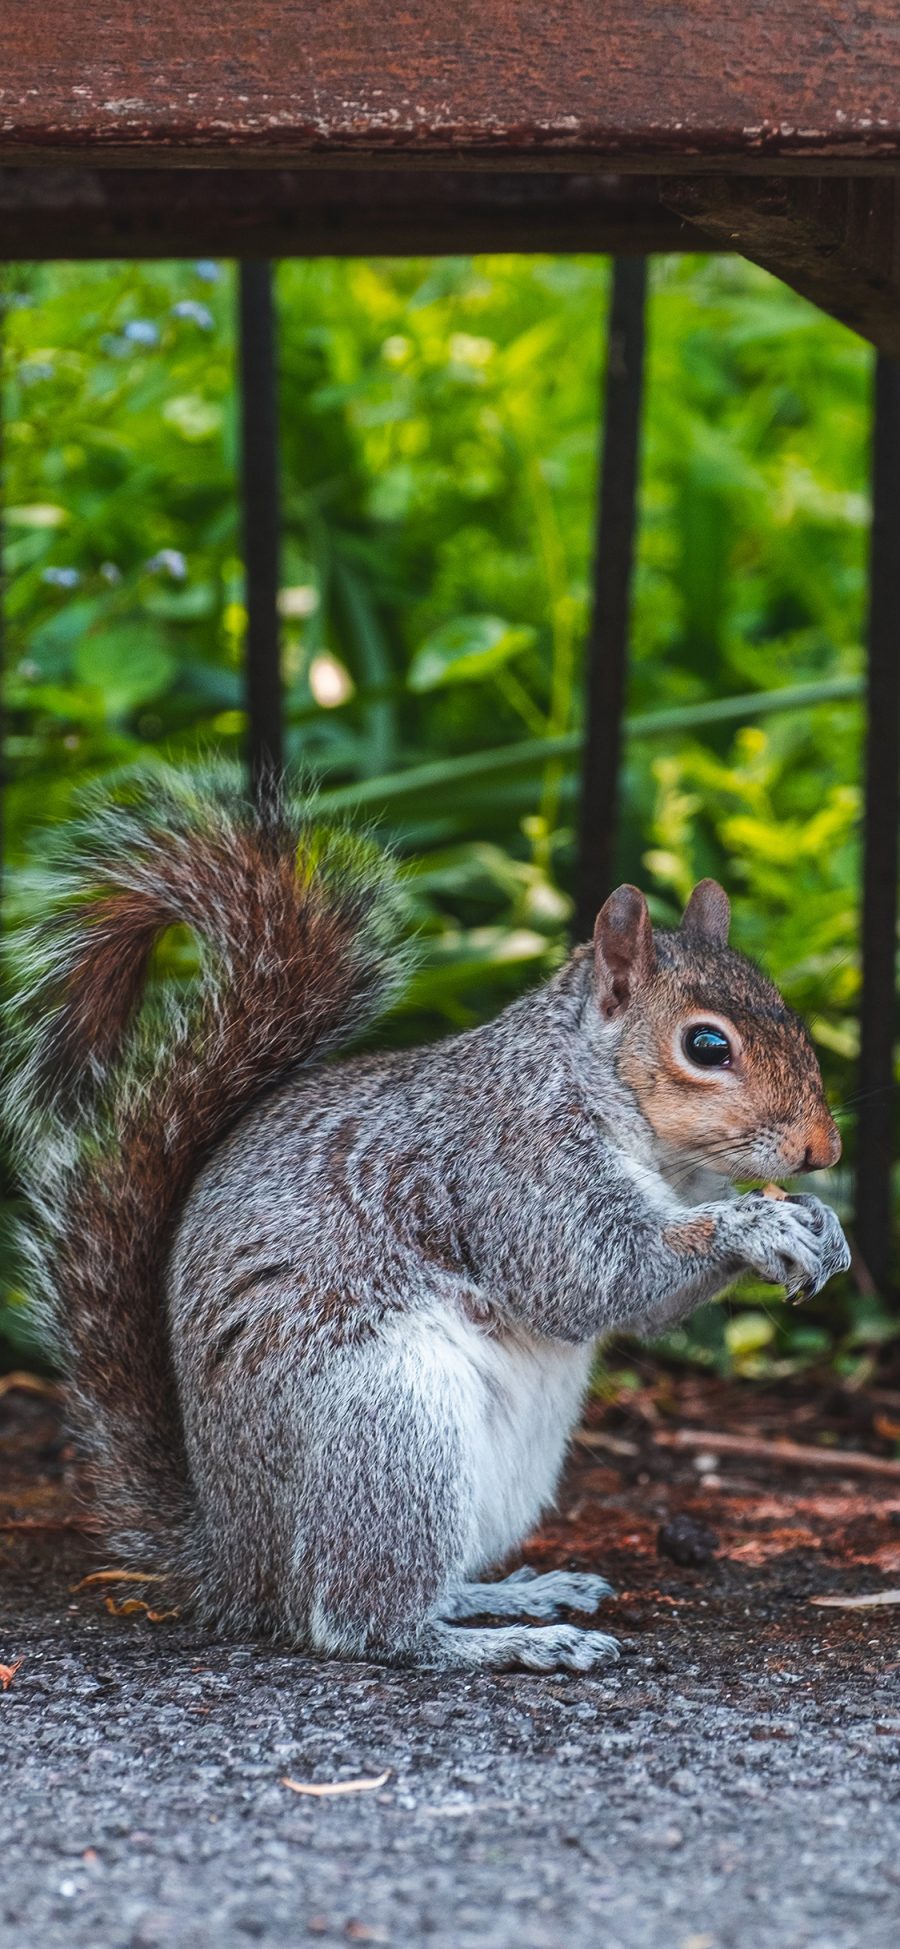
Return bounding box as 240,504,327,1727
1,3,900,173
664,177,900,360
0,169,708,262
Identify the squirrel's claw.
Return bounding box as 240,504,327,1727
738,1190,851,1305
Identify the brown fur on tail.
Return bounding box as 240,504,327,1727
5,766,406,1564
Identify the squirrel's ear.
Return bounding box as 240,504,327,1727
593,885,656,1021
681,878,730,944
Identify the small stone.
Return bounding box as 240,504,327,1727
656,1514,720,1567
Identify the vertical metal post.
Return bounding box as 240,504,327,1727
574,257,647,940
857,354,900,1295
0,277,6,915
1,282,9,1227
237,261,283,791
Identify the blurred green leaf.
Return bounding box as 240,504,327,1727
74,625,175,715
5,503,69,528
408,614,536,691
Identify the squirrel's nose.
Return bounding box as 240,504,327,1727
799,1117,842,1173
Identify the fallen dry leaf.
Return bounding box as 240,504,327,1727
0,1371,62,1401
71,1569,168,1591
810,1588,900,1610
104,1595,180,1622
728,1528,821,1564
281,1769,391,1798
0,1660,24,1690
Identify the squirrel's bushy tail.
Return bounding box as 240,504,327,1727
4,765,405,1569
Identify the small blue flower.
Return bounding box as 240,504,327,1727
194,261,221,284
146,549,187,580
19,361,54,386
171,299,214,331
42,567,81,588
123,319,160,346
100,561,122,585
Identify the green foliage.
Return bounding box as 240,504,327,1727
2,251,895,1365
408,614,537,693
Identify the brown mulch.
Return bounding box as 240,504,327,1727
3,1362,900,1641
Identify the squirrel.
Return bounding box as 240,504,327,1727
5,766,850,1673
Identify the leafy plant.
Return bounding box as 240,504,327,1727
2,251,895,1366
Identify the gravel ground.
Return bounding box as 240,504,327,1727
3,1386,900,1949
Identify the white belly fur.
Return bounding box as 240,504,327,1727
398,1306,595,1577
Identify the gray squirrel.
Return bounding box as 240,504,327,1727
6,767,850,1672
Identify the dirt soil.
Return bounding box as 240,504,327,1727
2,1366,900,1949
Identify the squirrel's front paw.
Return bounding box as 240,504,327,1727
734,1193,850,1302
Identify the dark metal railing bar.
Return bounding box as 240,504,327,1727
0,284,4,911
574,256,647,941
237,259,284,792
856,353,900,1297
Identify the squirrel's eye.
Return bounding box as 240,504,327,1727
683,1024,732,1069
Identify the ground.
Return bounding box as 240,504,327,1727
2,1367,900,1949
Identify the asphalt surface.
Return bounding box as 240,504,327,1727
3,1385,900,1949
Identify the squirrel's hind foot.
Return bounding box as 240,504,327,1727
420,1620,621,1673
440,1567,615,1624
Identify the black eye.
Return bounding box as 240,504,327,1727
683,1024,732,1068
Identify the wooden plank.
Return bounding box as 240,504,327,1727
665,177,900,359
574,259,646,939
857,356,900,1297
1,4,900,172
0,169,708,261
238,262,283,788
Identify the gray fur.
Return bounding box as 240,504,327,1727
5,771,851,1673
166,952,848,1667
441,1570,616,1621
